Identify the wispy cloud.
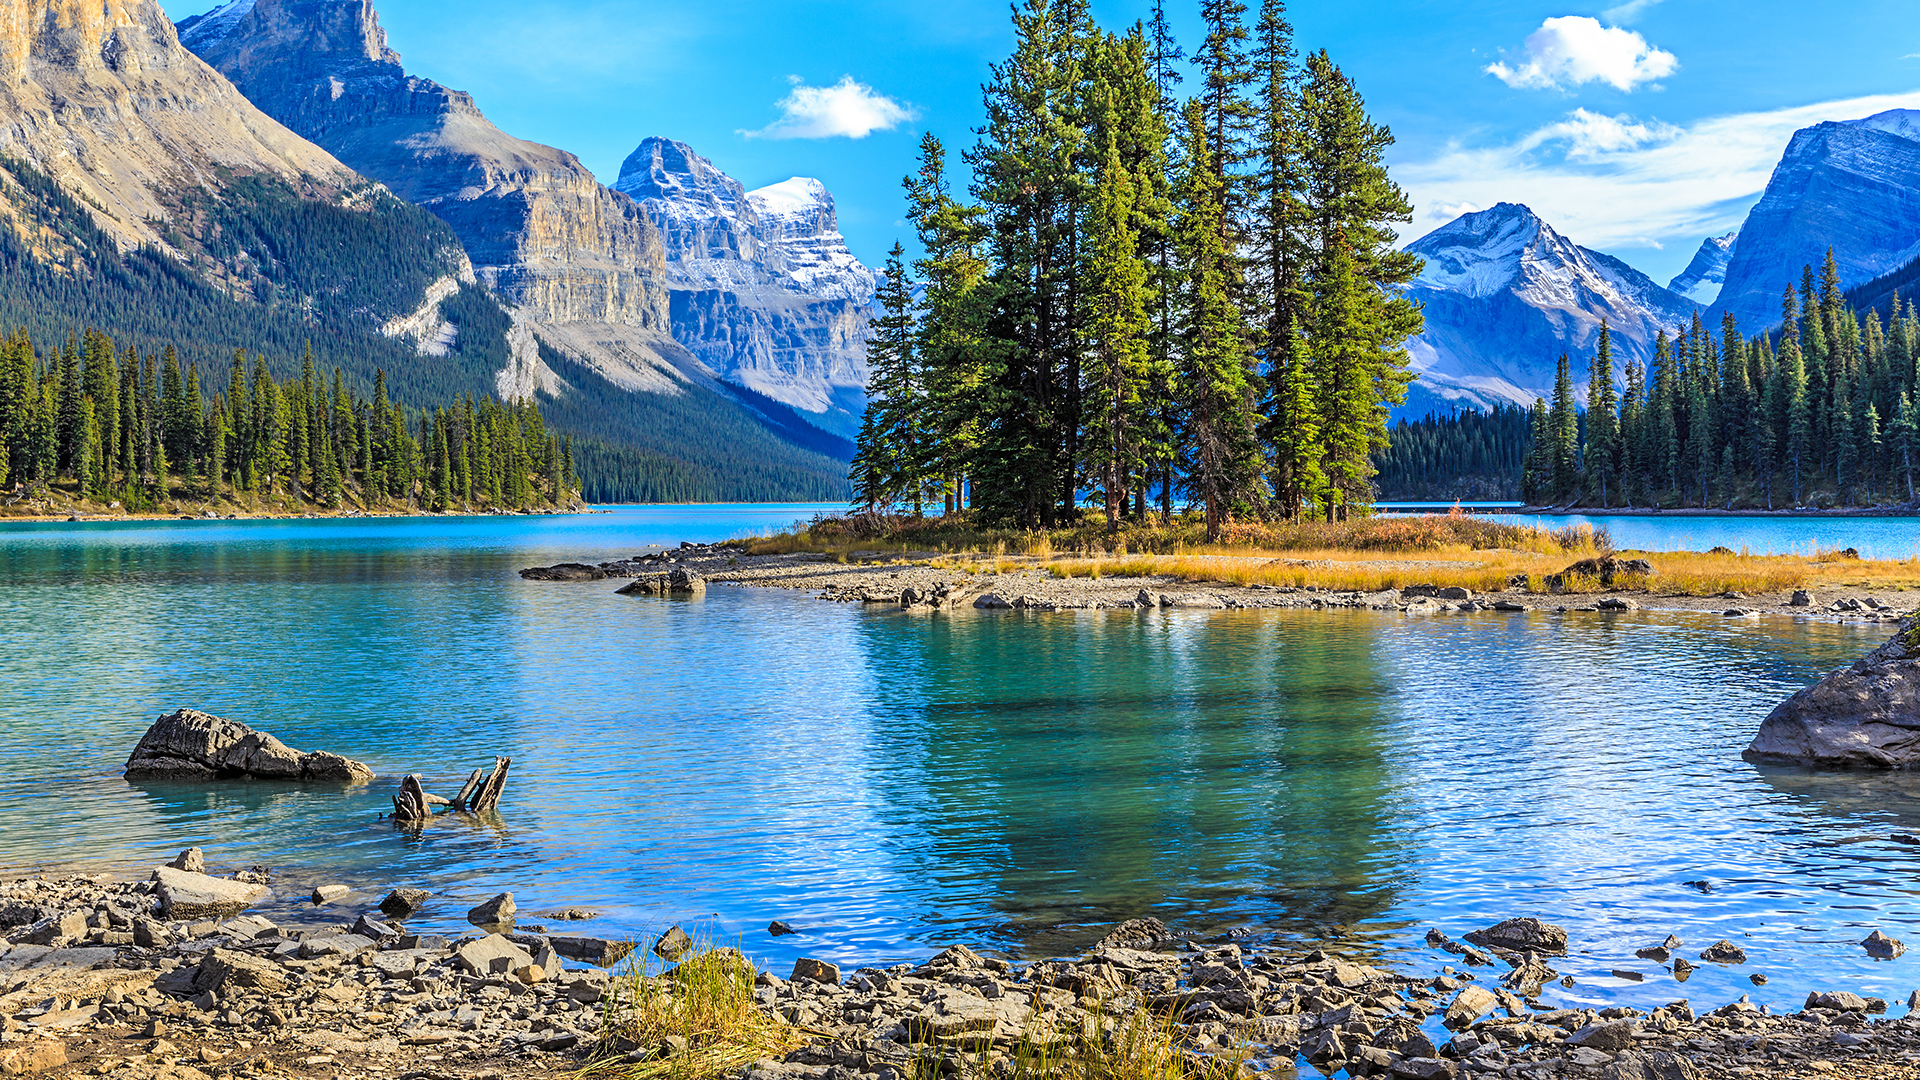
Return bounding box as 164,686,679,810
1397,90,1920,252
741,76,914,140
1600,0,1664,24
1486,16,1677,92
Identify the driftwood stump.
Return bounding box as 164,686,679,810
392,774,430,825
463,757,511,813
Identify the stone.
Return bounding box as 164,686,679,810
1598,597,1639,611
0,1038,65,1075
168,848,206,873
1463,917,1568,954
218,915,276,940
975,593,1014,609
19,912,86,946
655,925,693,961
379,888,431,918
550,935,636,967
514,964,546,984
1598,1051,1702,1080
1390,1059,1458,1080
1436,587,1473,601
1806,990,1870,1012
537,907,601,921
350,914,400,939
1493,600,1529,611
467,892,515,928
1097,917,1176,950
1547,556,1655,592
152,867,270,920
124,709,374,784
1863,929,1906,959
453,934,535,976
1790,590,1815,606
518,563,607,581
768,920,796,936
792,957,840,985
1745,618,1920,766
1698,940,1747,964
1566,1019,1638,1050
311,884,349,904
1443,986,1497,1029
192,949,289,994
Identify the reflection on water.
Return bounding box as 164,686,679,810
0,509,1918,1016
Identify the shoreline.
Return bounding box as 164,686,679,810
556,545,1916,625
6,864,1920,1080
1512,504,1920,518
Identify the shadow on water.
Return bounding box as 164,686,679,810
855,608,1404,959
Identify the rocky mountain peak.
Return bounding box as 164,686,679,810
179,0,395,67
1845,108,1920,143
614,138,758,264
1668,230,1739,307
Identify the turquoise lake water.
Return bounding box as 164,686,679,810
6,507,1920,1022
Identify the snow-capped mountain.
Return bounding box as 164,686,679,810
1668,230,1738,307
1712,108,1920,330
1401,202,1696,413
617,138,875,432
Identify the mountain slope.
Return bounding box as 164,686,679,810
616,138,875,437
1713,109,1920,330
1668,230,1738,307
1400,202,1696,413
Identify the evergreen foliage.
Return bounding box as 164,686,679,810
851,0,1424,536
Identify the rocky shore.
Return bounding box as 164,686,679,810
534,544,1915,625
6,868,1920,1080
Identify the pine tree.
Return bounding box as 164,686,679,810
1081,128,1154,528
1584,322,1618,506
851,243,921,511
1548,353,1578,500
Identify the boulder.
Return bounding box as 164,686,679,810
1463,917,1568,955
1698,940,1747,964
1806,990,1869,1012
124,709,373,784
792,957,840,985
151,866,269,920
1546,555,1654,592
1863,929,1905,959
0,1039,65,1075
311,884,349,904
1745,618,1920,767
654,925,692,961
453,934,535,976
192,948,289,994
551,935,636,967
379,888,431,918
468,892,516,929
615,568,707,597
1565,1019,1638,1050
1443,985,1497,1028
518,563,607,581
167,848,205,873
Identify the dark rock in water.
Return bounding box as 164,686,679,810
1699,940,1747,964
518,563,608,581
1862,929,1906,959
1750,972,1768,985
1806,989,1869,1012
125,709,374,784
1463,917,1568,955
768,920,797,936
536,907,601,921
654,925,693,961
1097,917,1177,950
616,568,707,596
468,892,515,930
550,935,635,967
1745,617,1920,767
350,914,400,940
1683,879,1714,893
1672,957,1695,981
379,888,431,918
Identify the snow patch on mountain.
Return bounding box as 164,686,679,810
176,0,255,51
1845,109,1920,143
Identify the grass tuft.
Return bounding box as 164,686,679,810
581,945,805,1080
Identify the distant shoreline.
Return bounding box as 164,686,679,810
1512,504,1920,518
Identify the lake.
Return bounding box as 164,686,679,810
5,506,1920,1028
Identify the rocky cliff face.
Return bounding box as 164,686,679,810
1713,110,1920,331
0,0,359,251
1401,202,1696,413
1667,230,1738,307
179,0,671,334
616,138,874,433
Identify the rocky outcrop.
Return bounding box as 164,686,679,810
1713,110,1920,332
0,0,361,251
124,708,374,783
616,138,875,433
1745,617,1920,767
151,866,270,919
1400,203,1695,415
179,0,672,333
518,563,607,581
1667,230,1738,307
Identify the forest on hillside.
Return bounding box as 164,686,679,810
851,0,1423,537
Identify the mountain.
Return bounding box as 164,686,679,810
1712,109,1920,331
1667,230,1738,307
615,138,875,437
0,0,487,401
1400,202,1696,414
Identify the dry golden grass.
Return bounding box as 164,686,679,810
581,945,805,1080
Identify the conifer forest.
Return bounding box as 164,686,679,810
851,0,1423,537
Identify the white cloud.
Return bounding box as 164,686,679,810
1396,90,1920,252
741,76,914,140
1485,16,1678,92
1519,108,1683,158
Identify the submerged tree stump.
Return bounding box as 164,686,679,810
464,757,511,813
392,774,430,825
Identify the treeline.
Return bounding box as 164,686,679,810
1524,253,1920,508
0,327,576,512
1372,404,1531,501
852,0,1422,537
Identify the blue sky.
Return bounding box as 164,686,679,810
160,0,1920,286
